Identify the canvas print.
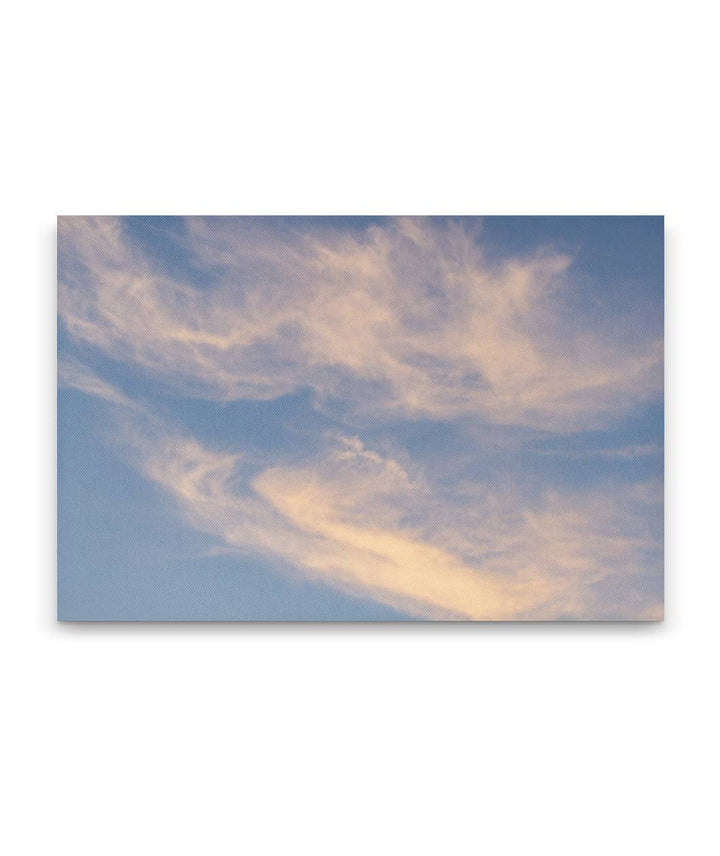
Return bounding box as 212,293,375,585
57,216,663,621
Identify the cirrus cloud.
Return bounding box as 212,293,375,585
58,216,662,431
61,368,661,620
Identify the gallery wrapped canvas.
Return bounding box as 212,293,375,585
57,216,663,620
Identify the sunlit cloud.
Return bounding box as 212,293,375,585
66,371,661,620
58,216,662,431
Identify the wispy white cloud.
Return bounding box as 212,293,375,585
58,216,662,431
72,375,658,620
58,357,139,410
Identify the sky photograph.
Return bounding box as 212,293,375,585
57,215,664,620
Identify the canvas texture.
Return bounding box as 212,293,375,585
57,216,663,621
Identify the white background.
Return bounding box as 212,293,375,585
2,1,718,853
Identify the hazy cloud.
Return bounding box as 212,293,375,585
80,381,661,620
58,216,662,431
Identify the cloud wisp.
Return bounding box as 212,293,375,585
58,216,662,432
62,369,661,620
58,357,141,410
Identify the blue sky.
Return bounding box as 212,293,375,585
58,216,663,620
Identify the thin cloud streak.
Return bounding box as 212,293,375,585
58,357,140,410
